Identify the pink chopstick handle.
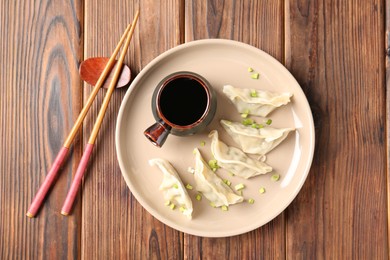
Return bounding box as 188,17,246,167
26,147,69,217
61,143,94,215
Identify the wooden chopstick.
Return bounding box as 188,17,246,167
26,14,138,218
63,24,133,148
60,11,139,216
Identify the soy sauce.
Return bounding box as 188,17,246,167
159,77,208,126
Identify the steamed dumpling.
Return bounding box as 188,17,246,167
223,85,292,117
193,148,243,207
209,130,272,179
149,158,193,219
221,120,294,155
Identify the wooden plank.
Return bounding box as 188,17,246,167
0,0,83,258
285,0,388,258
81,1,184,258
386,0,390,254
185,0,284,59
184,1,285,259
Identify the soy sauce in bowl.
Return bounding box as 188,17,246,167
144,71,217,147
158,77,208,127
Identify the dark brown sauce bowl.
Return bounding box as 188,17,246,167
144,71,217,147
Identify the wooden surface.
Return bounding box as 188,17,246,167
0,0,388,259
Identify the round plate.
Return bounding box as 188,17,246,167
116,39,315,237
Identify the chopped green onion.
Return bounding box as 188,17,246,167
192,149,197,154
200,141,206,146
271,174,280,182
266,119,272,125
259,187,266,194
228,172,235,177
208,159,220,171
195,194,202,201
253,123,264,129
165,200,171,206
242,118,254,126
210,202,216,208
173,183,179,189
248,198,255,204
238,190,243,196
223,179,231,186
170,204,176,210
179,206,186,212
250,90,258,97
251,73,259,79
185,184,193,190
235,183,245,191
221,205,229,211
248,67,254,72
241,109,250,118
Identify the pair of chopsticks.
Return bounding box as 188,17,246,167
27,11,140,217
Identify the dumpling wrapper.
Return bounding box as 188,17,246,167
193,148,243,207
221,120,295,155
209,130,272,179
149,158,193,219
223,85,293,117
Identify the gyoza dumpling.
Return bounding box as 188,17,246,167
221,120,294,155
193,148,243,207
149,158,193,219
209,130,272,179
223,85,292,117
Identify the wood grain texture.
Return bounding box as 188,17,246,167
0,0,83,259
1,0,390,258
184,1,285,259
185,0,284,61
81,0,184,259
386,0,390,253
286,0,388,258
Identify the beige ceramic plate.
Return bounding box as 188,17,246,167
116,39,315,237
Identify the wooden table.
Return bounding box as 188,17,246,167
1,0,388,259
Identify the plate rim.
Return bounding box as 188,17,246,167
115,39,315,237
